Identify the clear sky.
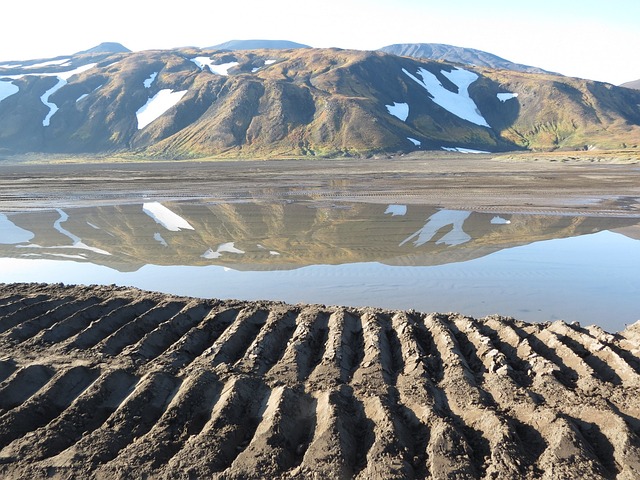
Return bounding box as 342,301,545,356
1,0,638,85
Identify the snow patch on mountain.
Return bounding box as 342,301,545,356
386,102,409,121
403,67,490,127
497,92,518,102
190,57,238,76
25,58,71,69
40,63,97,126
407,137,421,146
0,80,19,104
144,72,158,88
136,89,188,129
442,147,491,154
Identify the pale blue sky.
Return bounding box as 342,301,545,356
2,0,638,84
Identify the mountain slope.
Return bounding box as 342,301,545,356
1,47,639,158
75,42,131,55
208,39,310,50
380,43,553,75
621,79,640,90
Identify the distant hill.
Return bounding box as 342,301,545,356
75,42,131,55
1,47,639,158
208,40,310,51
621,79,640,90
380,43,553,75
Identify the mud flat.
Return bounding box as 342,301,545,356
0,282,639,479
1,153,639,215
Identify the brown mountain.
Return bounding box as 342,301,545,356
1,47,639,158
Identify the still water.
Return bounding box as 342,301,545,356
1,200,639,331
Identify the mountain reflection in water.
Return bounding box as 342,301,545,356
1,201,639,331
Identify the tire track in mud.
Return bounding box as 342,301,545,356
0,282,639,479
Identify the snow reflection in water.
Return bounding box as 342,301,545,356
1,201,639,331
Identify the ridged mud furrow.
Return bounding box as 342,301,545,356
123,302,214,361
355,394,417,479
2,298,98,342
531,328,604,391
588,325,640,376
351,311,400,392
98,301,187,356
0,294,23,310
391,312,477,478
298,388,361,478
96,370,222,478
305,310,355,387
205,308,270,367
0,296,81,336
451,316,555,475
234,307,299,376
0,366,99,449
0,295,50,328
0,364,55,412
0,369,138,463
150,307,240,373
47,372,179,468
68,299,163,350
164,376,270,478
550,322,640,388
480,316,640,479
225,386,317,479
424,314,525,478
21,297,132,343
0,283,639,479
266,308,330,384
0,360,16,384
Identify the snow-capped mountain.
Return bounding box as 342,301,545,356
379,43,553,75
1,44,639,158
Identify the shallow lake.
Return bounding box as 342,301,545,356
1,200,639,331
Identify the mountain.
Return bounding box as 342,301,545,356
1,47,639,158
379,43,553,75
208,39,310,50
621,79,640,90
75,42,131,55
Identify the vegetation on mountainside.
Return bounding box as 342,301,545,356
1,47,639,159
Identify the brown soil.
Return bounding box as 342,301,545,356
0,282,639,479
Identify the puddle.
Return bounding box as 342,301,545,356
1,201,639,331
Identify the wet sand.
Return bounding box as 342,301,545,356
0,152,639,215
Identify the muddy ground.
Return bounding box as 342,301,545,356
0,152,639,215
0,283,639,479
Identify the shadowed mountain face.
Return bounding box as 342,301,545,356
379,43,553,75
1,201,638,272
1,47,639,158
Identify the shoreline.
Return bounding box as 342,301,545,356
0,281,639,478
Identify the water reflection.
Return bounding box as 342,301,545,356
1,201,639,330
1,201,638,272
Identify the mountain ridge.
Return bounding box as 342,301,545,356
379,43,554,75
207,39,311,50
1,46,639,159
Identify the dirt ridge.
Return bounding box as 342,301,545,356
0,282,639,479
